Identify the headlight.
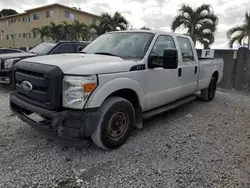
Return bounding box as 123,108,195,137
63,75,97,109
4,58,20,68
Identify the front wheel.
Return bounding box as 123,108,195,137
91,97,135,150
200,77,217,102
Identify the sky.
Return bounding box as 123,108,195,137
0,0,249,49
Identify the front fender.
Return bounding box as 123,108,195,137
85,77,146,110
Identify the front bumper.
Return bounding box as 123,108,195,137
0,69,12,84
10,92,100,143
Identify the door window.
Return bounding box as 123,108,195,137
53,44,75,54
150,35,176,56
177,37,194,62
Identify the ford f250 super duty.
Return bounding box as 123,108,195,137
10,30,224,150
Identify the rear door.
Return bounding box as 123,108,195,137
176,37,199,98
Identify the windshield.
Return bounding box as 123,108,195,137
82,32,155,60
29,42,56,55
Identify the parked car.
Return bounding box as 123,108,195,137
0,41,90,84
10,30,224,150
0,48,25,54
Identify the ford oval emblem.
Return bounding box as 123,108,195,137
21,81,33,91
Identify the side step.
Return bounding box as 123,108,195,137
143,95,197,120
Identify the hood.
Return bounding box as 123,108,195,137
23,53,138,74
0,52,37,60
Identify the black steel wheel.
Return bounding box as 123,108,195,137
91,97,135,150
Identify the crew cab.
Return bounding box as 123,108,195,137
10,30,224,150
0,41,90,84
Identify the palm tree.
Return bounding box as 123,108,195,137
70,20,90,40
48,22,65,41
140,26,151,30
171,4,219,48
61,21,73,40
227,12,250,49
90,21,107,36
32,26,50,42
101,12,128,31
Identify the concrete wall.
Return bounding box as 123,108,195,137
197,48,250,91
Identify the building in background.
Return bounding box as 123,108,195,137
0,3,100,48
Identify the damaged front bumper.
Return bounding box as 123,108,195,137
10,92,100,143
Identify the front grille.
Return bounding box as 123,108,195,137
13,61,63,110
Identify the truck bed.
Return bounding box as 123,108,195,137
197,58,224,91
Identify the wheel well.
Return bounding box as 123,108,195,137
212,71,219,82
108,89,139,107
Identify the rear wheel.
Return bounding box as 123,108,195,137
200,77,217,102
91,97,135,150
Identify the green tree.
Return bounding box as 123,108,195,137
90,21,107,36
101,12,128,31
61,21,73,40
32,26,50,42
0,9,18,17
47,22,65,41
171,4,218,48
227,12,250,49
70,20,90,40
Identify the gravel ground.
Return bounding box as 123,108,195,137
0,86,250,188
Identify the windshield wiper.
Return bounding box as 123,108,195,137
94,52,120,57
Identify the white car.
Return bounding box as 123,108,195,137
10,30,224,150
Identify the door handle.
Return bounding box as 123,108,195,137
178,68,182,77
194,66,198,74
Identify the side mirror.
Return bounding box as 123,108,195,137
77,46,83,52
148,49,178,69
162,49,178,69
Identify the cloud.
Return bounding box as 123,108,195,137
0,0,51,11
126,0,170,6
0,0,249,48
217,3,249,25
141,13,173,30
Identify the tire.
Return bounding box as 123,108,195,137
91,97,135,150
200,77,217,102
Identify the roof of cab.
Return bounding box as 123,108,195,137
106,30,190,38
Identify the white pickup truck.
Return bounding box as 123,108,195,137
10,30,224,150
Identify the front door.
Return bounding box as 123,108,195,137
145,35,182,111
176,37,199,98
